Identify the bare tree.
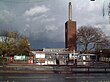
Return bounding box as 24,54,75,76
77,25,108,53
95,36,110,50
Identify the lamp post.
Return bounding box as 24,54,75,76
100,50,102,61
55,53,59,65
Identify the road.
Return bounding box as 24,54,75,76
0,73,110,82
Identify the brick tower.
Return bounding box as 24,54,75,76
65,1,76,51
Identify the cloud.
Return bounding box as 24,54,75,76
24,5,49,16
25,18,31,22
41,17,55,23
45,24,57,31
0,10,15,24
32,14,47,21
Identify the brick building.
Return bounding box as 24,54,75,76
65,1,77,51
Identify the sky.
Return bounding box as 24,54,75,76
0,0,110,49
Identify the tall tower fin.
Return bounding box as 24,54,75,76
68,0,72,20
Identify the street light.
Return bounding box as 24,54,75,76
55,53,59,65
90,0,95,1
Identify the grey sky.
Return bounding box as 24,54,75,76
0,0,110,48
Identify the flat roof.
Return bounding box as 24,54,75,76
79,54,96,56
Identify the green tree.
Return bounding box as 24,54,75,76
0,29,30,57
18,36,30,56
0,30,9,57
7,31,20,56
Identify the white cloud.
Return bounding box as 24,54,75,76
24,5,49,16
25,18,31,21
45,25,58,31
32,14,47,21
41,17,55,23
25,24,30,28
0,10,15,23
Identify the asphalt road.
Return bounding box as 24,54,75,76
0,73,110,82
